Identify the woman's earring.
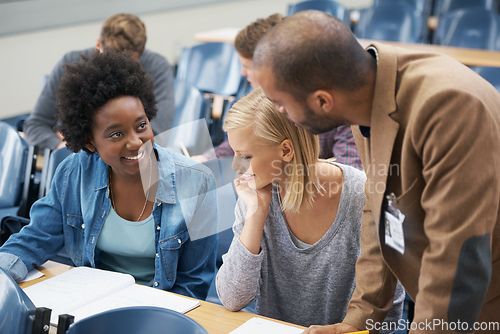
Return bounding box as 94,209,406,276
85,143,96,153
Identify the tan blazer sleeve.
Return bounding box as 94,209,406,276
404,90,499,334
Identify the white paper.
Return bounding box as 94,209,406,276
20,268,44,282
71,284,199,322
23,267,199,325
230,317,303,334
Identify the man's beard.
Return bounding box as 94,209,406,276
300,103,348,134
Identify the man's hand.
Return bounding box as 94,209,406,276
302,323,360,334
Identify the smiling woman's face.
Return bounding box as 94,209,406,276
227,127,285,190
86,96,154,178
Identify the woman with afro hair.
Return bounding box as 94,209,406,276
0,51,218,300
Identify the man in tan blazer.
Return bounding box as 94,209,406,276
253,10,500,334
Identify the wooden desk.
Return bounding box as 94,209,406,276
20,261,306,334
194,29,500,68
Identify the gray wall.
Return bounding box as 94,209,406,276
0,0,242,36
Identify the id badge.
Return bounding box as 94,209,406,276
384,193,405,254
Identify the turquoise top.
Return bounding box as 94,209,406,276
97,206,155,285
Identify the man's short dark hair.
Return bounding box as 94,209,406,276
254,10,370,101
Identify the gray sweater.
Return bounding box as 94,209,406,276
23,47,175,150
216,163,404,329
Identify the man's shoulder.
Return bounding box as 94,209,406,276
60,47,95,64
140,49,170,67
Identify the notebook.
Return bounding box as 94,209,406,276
23,266,200,325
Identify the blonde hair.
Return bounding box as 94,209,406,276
223,87,324,213
100,13,147,57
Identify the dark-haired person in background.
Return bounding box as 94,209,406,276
23,13,175,150
0,50,217,300
254,10,500,334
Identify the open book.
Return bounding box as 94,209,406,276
23,266,200,325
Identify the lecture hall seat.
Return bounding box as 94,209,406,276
287,0,351,24
175,42,241,97
432,0,499,17
373,0,433,16
64,306,208,334
0,267,51,334
175,42,242,146
432,8,500,50
473,66,500,92
354,2,429,43
0,121,28,219
38,146,72,198
154,80,212,156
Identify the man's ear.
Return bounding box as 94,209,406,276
309,90,334,114
281,139,294,162
85,140,96,153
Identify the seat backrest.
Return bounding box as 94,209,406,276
355,2,429,43
473,66,500,92
433,0,498,17
65,306,208,334
433,8,500,50
154,80,213,156
373,0,433,16
288,0,351,24
0,267,36,334
0,121,28,208
176,42,242,96
200,158,237,267
172,80,209,129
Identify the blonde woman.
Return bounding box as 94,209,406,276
215,88,404,331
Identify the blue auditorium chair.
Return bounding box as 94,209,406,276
175,42,242,146
432,8,500,50
65,306,208,334
38,146,72,198
473,66,500,92
354,2,429,43
155,80,212,156
0,121,28,219
433,0,499,17
373,0,433,16
199,157,237,269
0,267,51,334
287,0,351,24
176,42,241,97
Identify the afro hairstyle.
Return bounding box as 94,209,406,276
56,50,157,154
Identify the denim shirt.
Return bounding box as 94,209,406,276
0,145,218,300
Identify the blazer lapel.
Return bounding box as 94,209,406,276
366,43,400,228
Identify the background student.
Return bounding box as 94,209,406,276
215,88,403,330
192,13,362,170
253,10,500,333
23,13,175,151
0,50,217,300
